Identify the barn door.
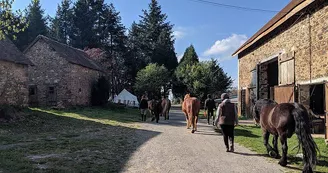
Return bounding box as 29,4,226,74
325,83,328,140
274,85,295,104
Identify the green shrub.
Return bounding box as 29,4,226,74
91,76,110,106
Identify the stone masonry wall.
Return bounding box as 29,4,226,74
26,40,71,107
25,40,101,107
238,2,328,116
239,2,328,89
67,64,100,106
0,60,29,106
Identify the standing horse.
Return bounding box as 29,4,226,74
161,98,171,120
182,94,200,133
148,99,162,123
253,99,319,173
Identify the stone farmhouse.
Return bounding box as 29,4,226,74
233,0,328,140
0,37,33,106
24,35,104,107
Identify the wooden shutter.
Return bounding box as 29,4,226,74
279,51,295,85
274,85,295,104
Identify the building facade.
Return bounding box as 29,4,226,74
234,0,328,140
24,35,104,107
0,38,32,106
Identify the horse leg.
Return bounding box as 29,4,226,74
194,116,198,132
272,134,280,158
184,112,190,129
278,133,288,167
263,130,274,157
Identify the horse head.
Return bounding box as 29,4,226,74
184,94,191,101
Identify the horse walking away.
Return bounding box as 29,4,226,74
182,94,200,133
161,98,171,120
253,99,319,173
148,99,162,123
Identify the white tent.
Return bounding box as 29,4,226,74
113,89,139,108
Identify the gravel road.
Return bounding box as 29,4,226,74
122,107,285,173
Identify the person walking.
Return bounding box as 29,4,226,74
204,94,216,125
214,93,238,152
139,95,148,121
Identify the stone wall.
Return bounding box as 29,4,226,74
0,60,29,106
239,2,328,89
67,64,100,106
25,39,100,107
238,2,328,116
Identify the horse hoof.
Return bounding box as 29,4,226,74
191,130,195,133
278,160,287,167
269,151,277,158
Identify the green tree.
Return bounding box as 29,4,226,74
137,0,178,71
70,0,96,48
179,45,199,66
12,0,48,50
0,0,28,40
173,45,200,97
175,59,232,100
26,0,47,43
134,63,169,99
91,76,110,106
50,0,73,44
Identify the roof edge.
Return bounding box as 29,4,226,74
232,0,314,57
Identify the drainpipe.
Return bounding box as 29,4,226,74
308,14,312,83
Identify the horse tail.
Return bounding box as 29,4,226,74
292,103,319,172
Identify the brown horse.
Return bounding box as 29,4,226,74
161,98,171,120
182,94,200,133
253,99,319,173
148,99,162,123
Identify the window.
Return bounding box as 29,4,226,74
78,88,82,93
133,101,136,105
29,86,36,96
48,87,55,94
250,69,257,88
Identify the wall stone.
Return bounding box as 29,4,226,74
25,39,100,107
239,2,328,89
0,60,29,106
238,2,328,116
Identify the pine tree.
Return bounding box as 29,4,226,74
70,0,96,49
26,0,48,43
13,0,48,50
50,0,73,44
137,0,178,71
179,45,199,66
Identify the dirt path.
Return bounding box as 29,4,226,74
122,107,285,173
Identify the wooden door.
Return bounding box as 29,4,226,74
274,85,295,104
325,83,328,140
47,86,57,106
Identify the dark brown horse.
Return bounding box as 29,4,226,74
161,98,171,120
148,99,162,123
182,94,200,133
253,99,319,173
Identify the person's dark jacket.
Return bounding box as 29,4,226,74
139,99,148,109
204,98,216,111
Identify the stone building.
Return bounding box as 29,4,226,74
0,37,32,106
24,35,104,107
233,0,328,140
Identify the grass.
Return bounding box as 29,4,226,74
0,107,158,173
234,125,328,173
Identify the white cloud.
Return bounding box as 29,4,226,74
173,27,188,40
203,34,247,61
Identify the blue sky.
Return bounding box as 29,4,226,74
13,0,290,87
